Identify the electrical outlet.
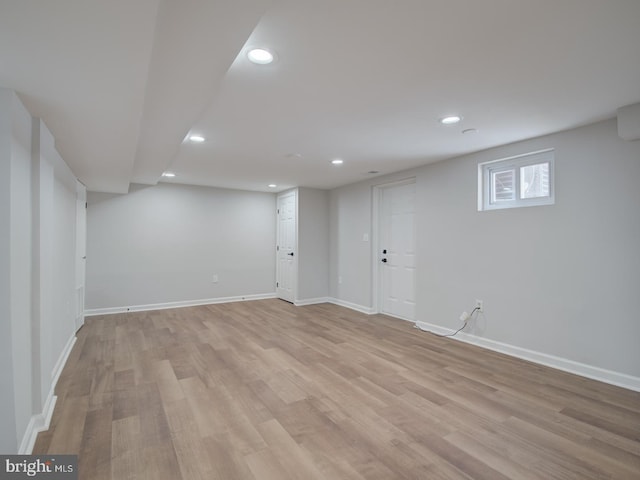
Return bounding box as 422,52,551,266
212,274,219,283
475,299,483,312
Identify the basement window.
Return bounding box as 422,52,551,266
478,149,554,211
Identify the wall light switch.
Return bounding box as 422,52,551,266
363,233,369,242
212,274,219,283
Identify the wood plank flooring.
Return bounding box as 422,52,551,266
33,299,640,479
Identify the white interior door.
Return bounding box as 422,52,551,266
379,180,416,321
276,190,296,303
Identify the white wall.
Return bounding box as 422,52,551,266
85,183,276,310
32,118,79,423
296,187,329,302
9,90,34,452
0,88,32,453
0,89,80,452
329,118,640,385
51,176,78,365
0,90,15,453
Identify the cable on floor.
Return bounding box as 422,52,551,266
429,306,480,338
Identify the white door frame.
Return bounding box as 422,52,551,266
276,190,297,303
371,177,416,316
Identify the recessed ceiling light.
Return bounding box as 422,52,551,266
188,135,205,142
439,115,462,125
162,172,176,178
462,128,478,134
247,48,274,65
268,184,277,188
331,159,344,165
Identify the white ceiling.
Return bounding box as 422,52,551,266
2,0,639,194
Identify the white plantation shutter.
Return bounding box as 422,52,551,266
491,169,516,203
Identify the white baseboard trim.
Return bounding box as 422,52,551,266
415,320,640,393
327,297,376,315
19,333,77,454
19,390,57,454
51,334,76,385
383,312,416,323
294,297,330,306
84,292,278,316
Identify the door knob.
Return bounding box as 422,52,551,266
382,249,387,254
287,252,294,256
381,258,387,263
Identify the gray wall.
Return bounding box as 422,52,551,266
87,185,331,308
86,183,276,309
51,176,78,366
9,90,33,452
296,187,329,302
0,91,14,452
329,181,372,308
0,90,79,452
329,118,640,380
0,88,30,453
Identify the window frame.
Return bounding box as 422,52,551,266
478,149,555,211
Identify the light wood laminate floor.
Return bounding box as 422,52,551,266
34,299,640,479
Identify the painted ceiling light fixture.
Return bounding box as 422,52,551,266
188,135,205,142
247,48,275,65
439,115,462,125
162,172,176,178
331,159,344,165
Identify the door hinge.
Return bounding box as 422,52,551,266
276,245,279,251
276,282,279,288
277,208,280,214
85,202,88,209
